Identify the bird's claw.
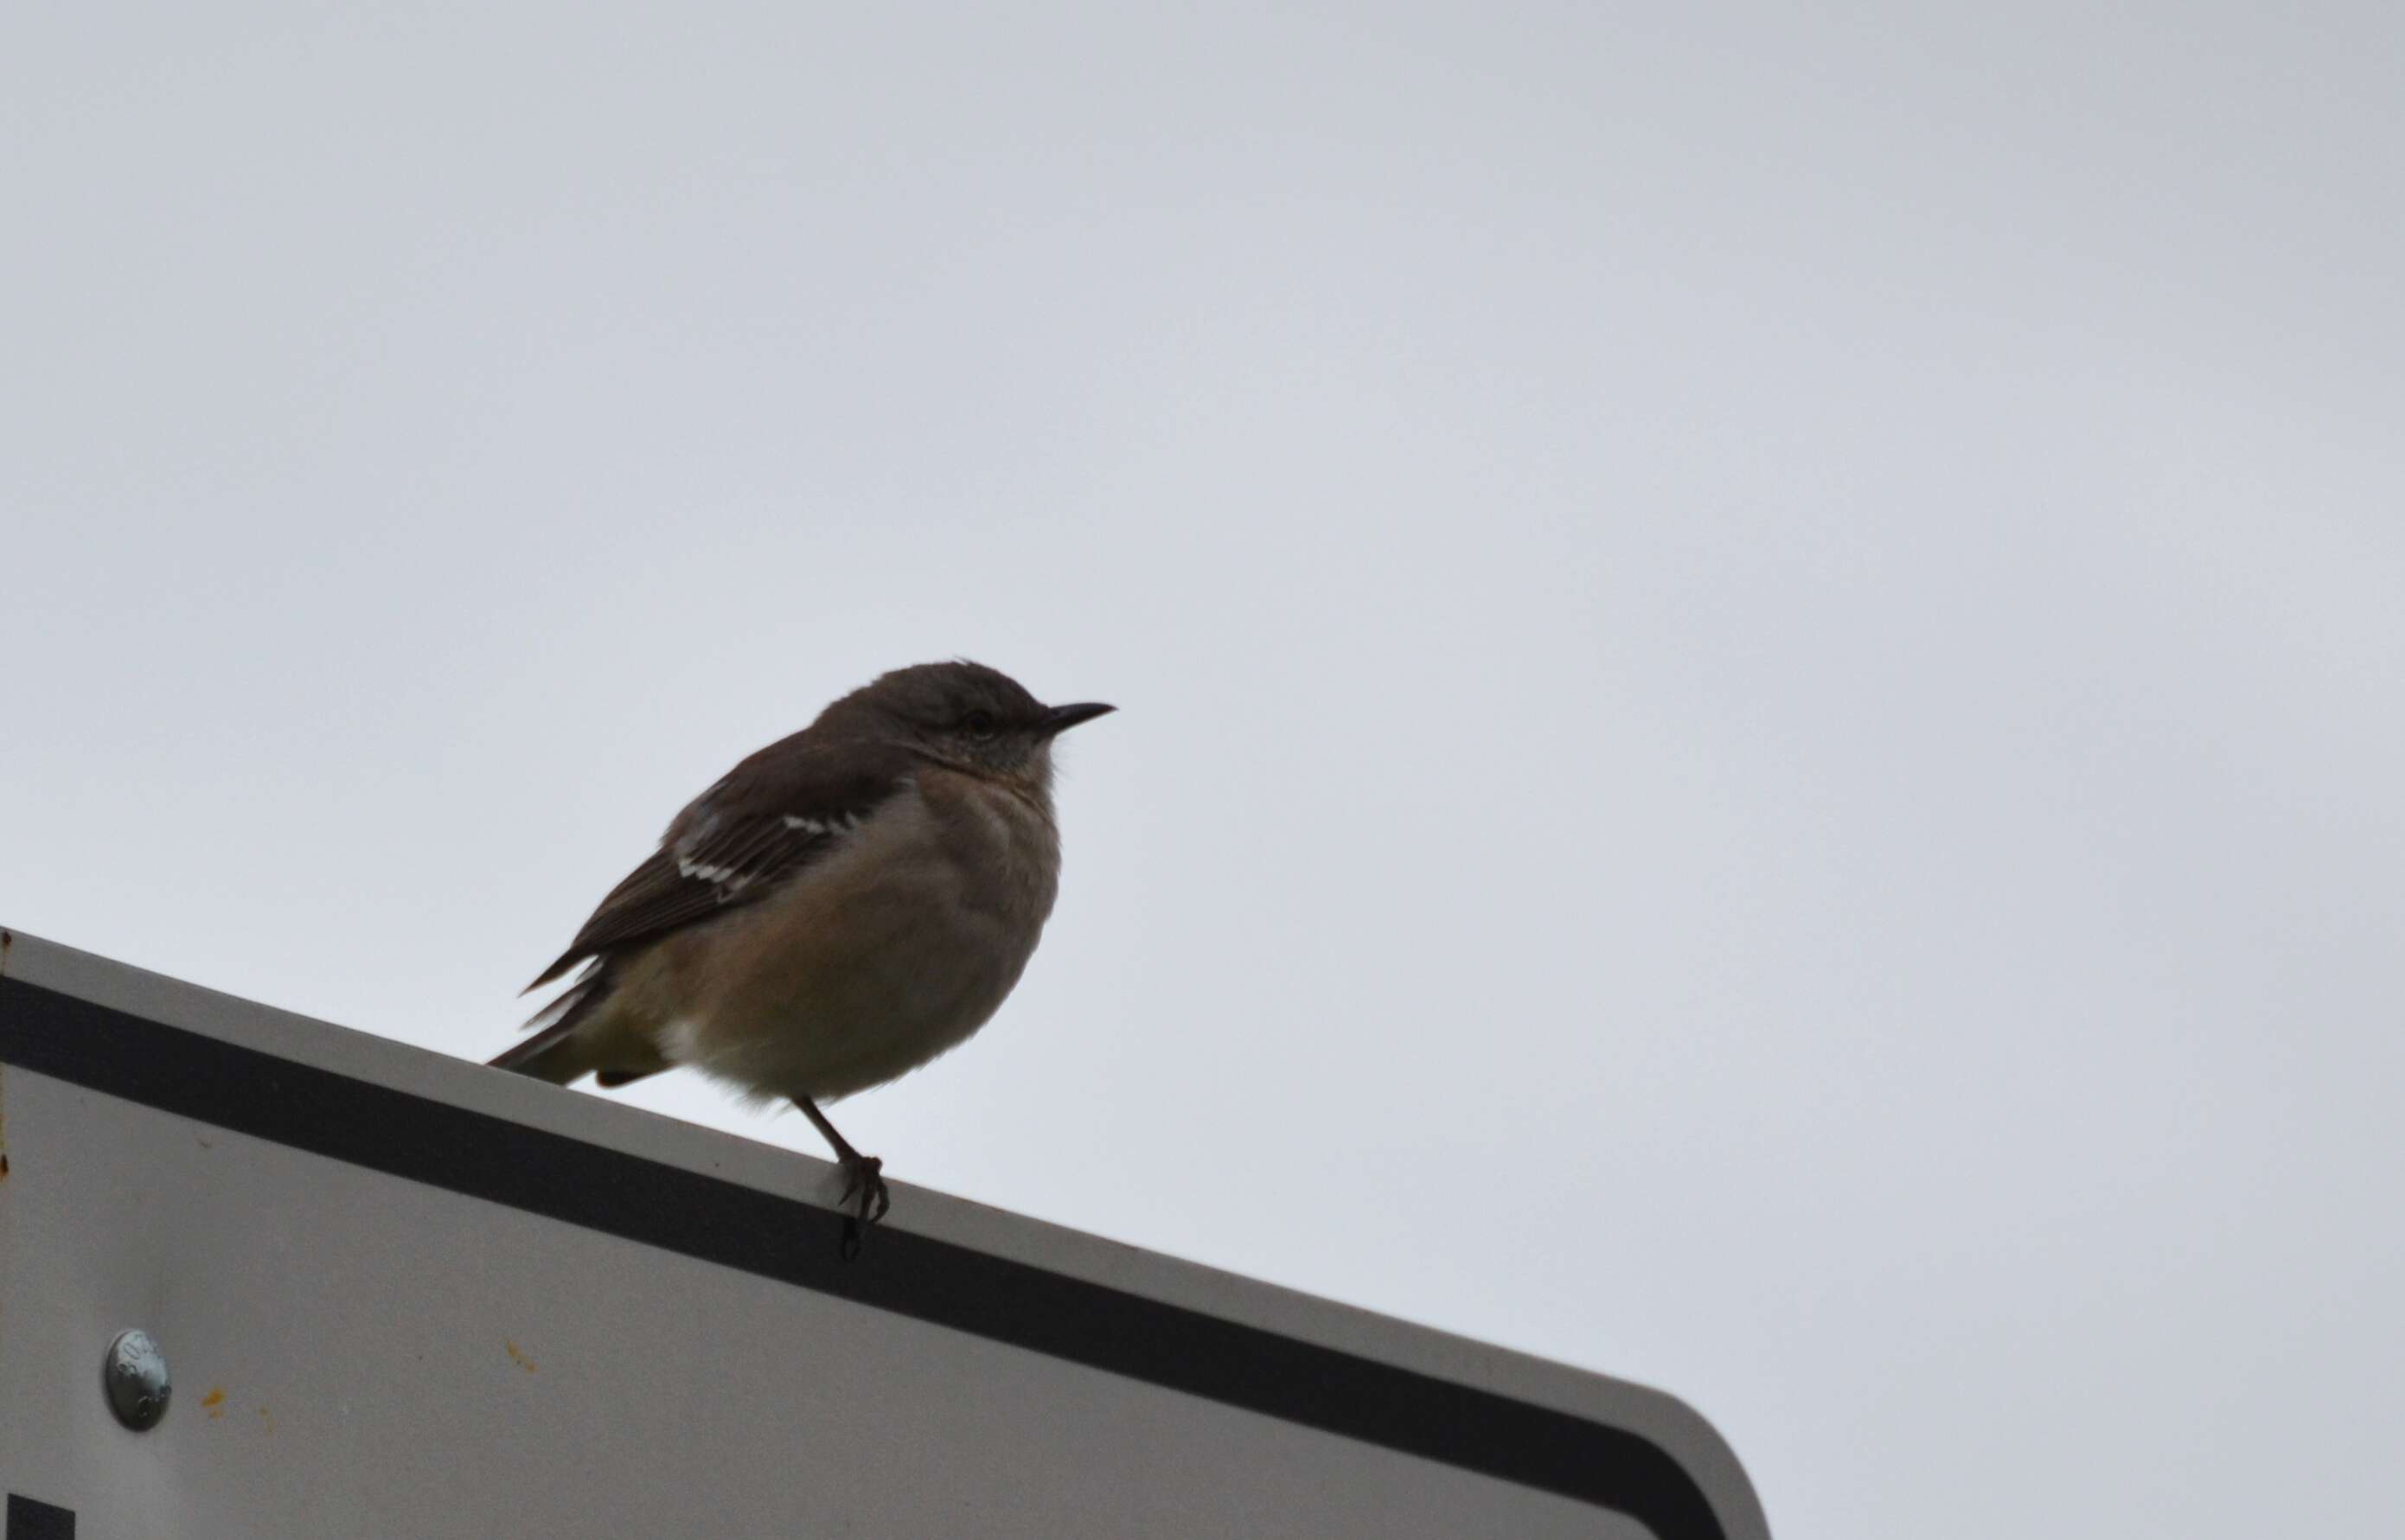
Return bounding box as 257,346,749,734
836,1154,890,1261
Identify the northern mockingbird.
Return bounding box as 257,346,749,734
489,660,1113,1253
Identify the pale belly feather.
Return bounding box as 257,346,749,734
639,770,1059,1102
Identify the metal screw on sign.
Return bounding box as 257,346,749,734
103,1328,171,1430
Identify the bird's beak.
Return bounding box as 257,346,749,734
1039,701,1116,738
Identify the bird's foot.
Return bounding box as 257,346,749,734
836,1153,890,1262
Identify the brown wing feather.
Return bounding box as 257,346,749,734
523,730,912,992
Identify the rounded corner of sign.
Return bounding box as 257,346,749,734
1645,1390,1775,1540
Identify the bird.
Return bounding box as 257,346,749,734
489,660,1113,1255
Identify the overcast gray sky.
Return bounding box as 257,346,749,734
6,4,2402,1535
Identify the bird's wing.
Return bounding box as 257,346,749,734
525,732,912,991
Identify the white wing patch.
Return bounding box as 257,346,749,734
675,857,749,888
669,811,863,892
782,812,864,836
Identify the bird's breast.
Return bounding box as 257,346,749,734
656,770,1063,1100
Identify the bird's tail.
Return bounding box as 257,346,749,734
486,963,615,1084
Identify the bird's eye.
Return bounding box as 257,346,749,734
963,709,997,738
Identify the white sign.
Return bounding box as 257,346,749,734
0,929,1765,1538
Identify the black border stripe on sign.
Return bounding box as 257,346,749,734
6,1494,78,1540
0,977,1725,1540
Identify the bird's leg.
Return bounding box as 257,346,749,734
795,1096,889,1258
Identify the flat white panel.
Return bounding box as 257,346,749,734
0,930,1765,1539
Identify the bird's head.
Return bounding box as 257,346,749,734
832,660,1113,791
